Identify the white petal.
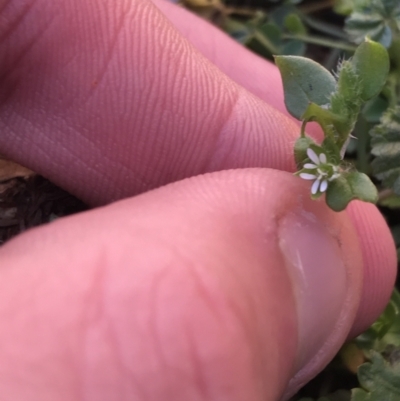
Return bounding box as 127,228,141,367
299,173,317,180
320,179,328,192
329,173,340,181
319,153,327,164
311,179,320,195
303,163,317,169
307,148,320,165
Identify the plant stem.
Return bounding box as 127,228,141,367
301,15,349,40
299,0,335,14
252,30,280,55
378,188,394,202
354,117,370,174
282,33,357,51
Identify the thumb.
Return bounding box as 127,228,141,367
0,169,364,400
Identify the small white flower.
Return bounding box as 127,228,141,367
299,147,340,195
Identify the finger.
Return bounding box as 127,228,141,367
151,0,323,139
0,0,299,205
0,169,363,400
346,202,397,337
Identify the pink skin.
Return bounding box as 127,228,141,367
0,0,396,400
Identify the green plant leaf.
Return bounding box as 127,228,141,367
326,176,353,211
379,193,400,208
371,106,400,195
350,349,400,400
275,56,337,119
284,13,307,35
351,39,390,101
294,136,316,167
355,289,400,353
326,172,377,211
345,0,400,47
334,0,370,16
345,171,378,202
362,96,389,123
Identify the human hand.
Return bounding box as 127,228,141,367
0,1,396,400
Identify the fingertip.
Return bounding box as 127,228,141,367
346,201,397,337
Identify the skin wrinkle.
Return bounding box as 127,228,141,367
0,0,35,43
80,247,148,401
205,89,298,173
137,224,261,400
183,324,209,401
0,9,55,108
175,270,249,401
152,263,224,400
166,217,271,400
83,2,130,96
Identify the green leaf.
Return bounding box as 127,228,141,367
294,136,316,167
356,289,400,351
345,0,400,48
326,172,377,211
326,176,353,211
334,0,370,16
371,106,400,194
351,39,390,101
350,349,400,400
362,96,389,123
284,13,307,35
345,171,378,203
275,56,337,119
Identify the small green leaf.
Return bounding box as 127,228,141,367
362,96,389,123
351,39,390,101
350,349,400,400
356,289,400,351
284,13,306,35
275,56,337,119
345,1,400,47
379,193,400,208
345,171,378,203
334,0,369,16
326,176,353,212
294,136,316,167
326,172,377,211
371,106,400,195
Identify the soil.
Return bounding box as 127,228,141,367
0,159,87,245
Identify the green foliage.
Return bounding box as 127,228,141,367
274,56,336,119
334,0,370,16
345,290,400,400
371,106,400,194
277,39,388,211
345,0,400,47
356,289,400,351
326,172,378,211
350,349,400,400
351,39,390,100
247,20,306,57
298,391,351,401
246,7,307,58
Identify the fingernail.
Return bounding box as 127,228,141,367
278,210,347,371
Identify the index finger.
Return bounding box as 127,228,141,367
0,0,298,205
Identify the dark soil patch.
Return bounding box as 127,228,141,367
0,174,88,245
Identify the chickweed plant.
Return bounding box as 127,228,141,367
181,0,400,399
276,38,389,212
